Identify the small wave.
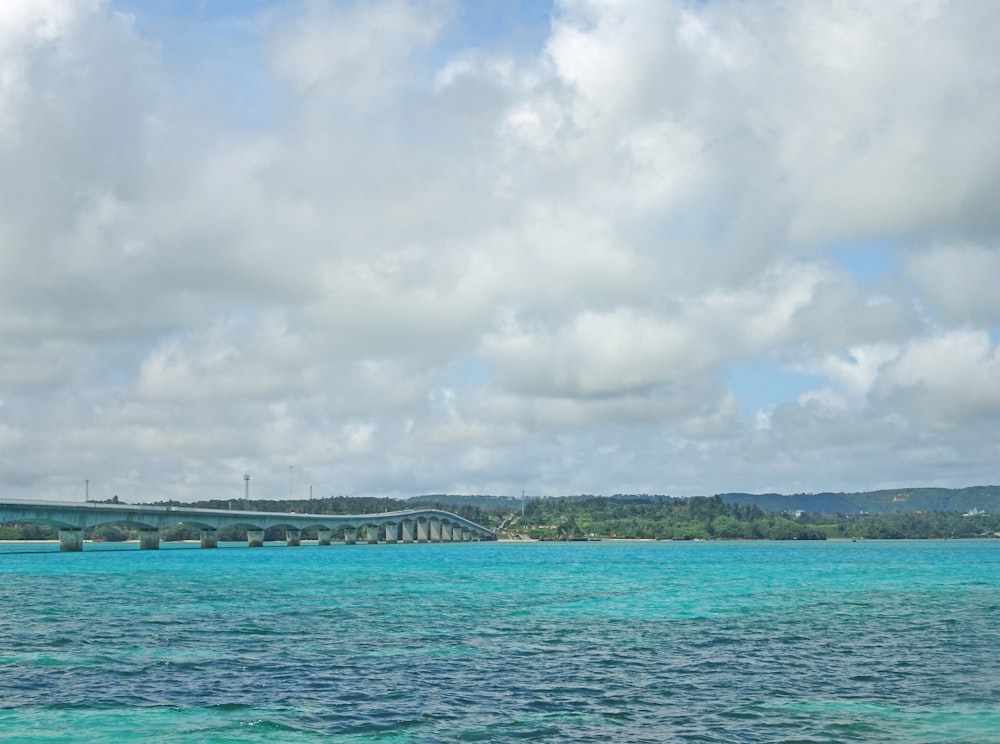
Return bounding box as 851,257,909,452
206,702,252,712
241,718,305,733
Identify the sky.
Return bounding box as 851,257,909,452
1,0,999,504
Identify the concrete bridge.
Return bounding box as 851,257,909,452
0,499,496,551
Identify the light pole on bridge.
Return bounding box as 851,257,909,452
244,472,250,510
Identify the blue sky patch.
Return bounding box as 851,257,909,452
727,361,825,414
831,240,894,283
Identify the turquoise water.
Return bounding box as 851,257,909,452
1,540,998,742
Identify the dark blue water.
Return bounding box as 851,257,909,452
1,540,998,742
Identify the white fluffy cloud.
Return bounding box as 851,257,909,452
1,0,999,502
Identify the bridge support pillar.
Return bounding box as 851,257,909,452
139,529,160,550
401,520,414,543
366,525,379,544
286,529,301,547
344,527,357,545
416,520,428,543
429,520,441,543
200,530,218,549
247,529,265,548
462,529,471,542
383,522,397,544
441,524,452,542
317,528,332,546
58,528,84,552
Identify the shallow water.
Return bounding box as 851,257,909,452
1,540,998,742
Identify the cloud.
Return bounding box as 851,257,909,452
1,0,999,501
268,0,449,98
906,243,1000,325
873,329,1000,425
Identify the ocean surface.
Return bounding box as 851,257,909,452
1,539,998,743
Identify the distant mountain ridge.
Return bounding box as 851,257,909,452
409,487,1000,515
718,486,1000,515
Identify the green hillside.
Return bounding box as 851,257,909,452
720,486,1000,514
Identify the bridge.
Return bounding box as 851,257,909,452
0,498,496,551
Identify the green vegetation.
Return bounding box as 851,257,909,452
505,495,1000,541
0,522,56,540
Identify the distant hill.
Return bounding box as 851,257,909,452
718,486,1000,515
407,494,524,511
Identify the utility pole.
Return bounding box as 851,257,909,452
85,479,89,501
244,472,250,510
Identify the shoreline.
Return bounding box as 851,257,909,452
3,536,997,547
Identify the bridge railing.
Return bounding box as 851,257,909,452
0,497,176,511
